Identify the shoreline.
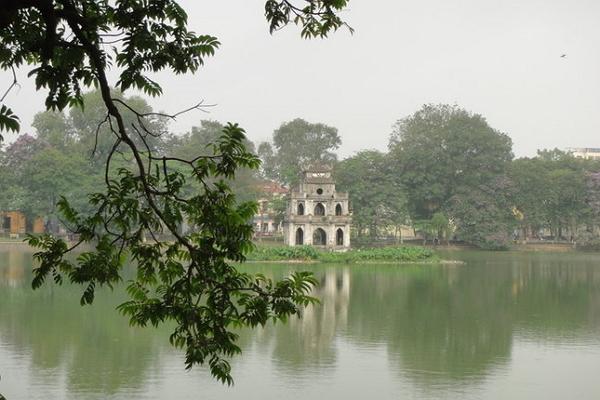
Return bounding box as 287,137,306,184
244,259,464,265
0,240,594,255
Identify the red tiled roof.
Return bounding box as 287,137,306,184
258,180,288,194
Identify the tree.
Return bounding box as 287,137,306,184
508,157,551,240
389,104,514,248
20,146,97,219
0,0,351,384
0,134,47,214
389,104,513,220
269,196,288,229
164,119,263,203
257,142,279,182
509,150,595,241
430,212,451,244
32,110,74,150
447,176,516,250
335,150,408,241
260,118,342,185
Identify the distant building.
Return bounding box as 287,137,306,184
253,180,288,236
566,148,600,160
0,211,45,237
0,211,26,236
284,165,351,249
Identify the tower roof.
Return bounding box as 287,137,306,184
302,163,332,173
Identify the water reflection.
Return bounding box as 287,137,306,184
1,247,600,398
0,246,166,396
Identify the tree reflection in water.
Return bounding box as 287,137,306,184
1,247,600,396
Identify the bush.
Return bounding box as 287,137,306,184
575,231,600,251
246,245,437,263
246,245,319,261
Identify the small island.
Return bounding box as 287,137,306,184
246,245,440,264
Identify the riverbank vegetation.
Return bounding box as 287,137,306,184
5,104,600,251
246,245,437,263
259,105,600,251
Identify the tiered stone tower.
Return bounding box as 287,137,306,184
284,165,351,249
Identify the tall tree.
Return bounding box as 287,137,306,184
508,157,551,239
510,150,595,241
389,104,514,248
335,150,408,240
166,120,262,203
389,104,513,220
0,0,351,384
261,118,342,185
446,176,516,249
32,110,74,150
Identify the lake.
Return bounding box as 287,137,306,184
1,244,600,399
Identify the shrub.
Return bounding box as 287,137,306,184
247,245,436,263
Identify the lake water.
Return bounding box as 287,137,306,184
1,244,600,399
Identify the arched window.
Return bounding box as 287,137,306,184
295,228,304,245
313,228,327,246
297,203,304,215
335,203,342,216
336,228,344,246
314,203,325,216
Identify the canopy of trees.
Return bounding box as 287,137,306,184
256,104,600,250
258,118,341,186
335,150,407,241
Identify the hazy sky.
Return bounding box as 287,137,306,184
2,0,600,158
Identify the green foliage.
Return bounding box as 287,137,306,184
259,118,341,185
447,177,516,250
165,120,262,203
0,105,19,139
264,0,353,38
388,104,514,249
389,104,513,220
509,149,597,241
269,197,289,227
335,150,408,239
27,124,319,384
0,0,351,384
247,245,320,261
413,212,451,243
247,245,436,263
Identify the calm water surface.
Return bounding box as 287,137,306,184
1,244,600,399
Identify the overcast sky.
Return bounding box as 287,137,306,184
2,0,600,158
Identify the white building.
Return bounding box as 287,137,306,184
284,165,351,249
566,148,600,160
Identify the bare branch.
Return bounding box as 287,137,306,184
112,98,215,120
91,113,110,158
0,66,20,103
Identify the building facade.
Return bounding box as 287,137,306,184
0,211,46,237
284,165,351,249
0,211,26,236
566,148,600,160
253,180,288,236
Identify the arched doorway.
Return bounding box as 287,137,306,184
336,228,344,246
295,228,304,245
335,204,342,216
297,203,304,215
314,203,325,216
313,228,327,246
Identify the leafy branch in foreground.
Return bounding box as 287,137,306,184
1,0,350,384
27,123,319,384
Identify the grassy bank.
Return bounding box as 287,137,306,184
246,245,438,264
